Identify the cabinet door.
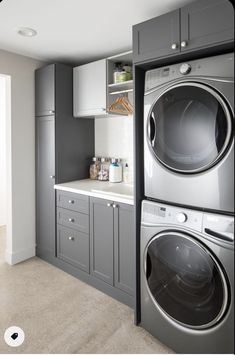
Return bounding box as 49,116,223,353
35,64,55,116
133,10,180,63
114,203,134,295
73,59,107,117
90,197,114,285
180,0,234,52
57,225,89,272
36,116,55,255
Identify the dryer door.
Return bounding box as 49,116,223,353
145,232,229,329
147,82,232,173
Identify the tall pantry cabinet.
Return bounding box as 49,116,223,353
35,63,94,259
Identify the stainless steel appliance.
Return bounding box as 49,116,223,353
144,53,234,213
141,200,234,354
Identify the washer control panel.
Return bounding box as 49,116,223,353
141,200,202,232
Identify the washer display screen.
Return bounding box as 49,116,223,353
145,232,228,329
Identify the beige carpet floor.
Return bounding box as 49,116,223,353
0,226,173,354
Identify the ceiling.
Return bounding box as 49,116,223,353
0,0,194,65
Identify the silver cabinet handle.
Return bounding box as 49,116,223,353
49,110,55,114
113,204,118,208
68,236,74,241
171,43,178,50
50,175,55,179
68,218,74,222
181,41,187,48
107,203,112,207
68,200,74,204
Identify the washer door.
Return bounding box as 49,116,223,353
145,232,229,329
147,83,232,173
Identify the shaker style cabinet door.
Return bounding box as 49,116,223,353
35,64,55,116
90,197,114,285
36,116,55,256
114,203,135,296
133,10,180,63
73,59,107,117
180,0,234,52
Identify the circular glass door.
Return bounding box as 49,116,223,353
147,83,232,173
145,232,229,329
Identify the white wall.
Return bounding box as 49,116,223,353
0,49,45,264
0,76,6,226
95,115,134,177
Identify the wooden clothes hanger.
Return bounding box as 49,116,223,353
108,95,133,115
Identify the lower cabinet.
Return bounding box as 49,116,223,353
90,197,134,296
55,191,135,305
90,198,114,285
57,225,90,273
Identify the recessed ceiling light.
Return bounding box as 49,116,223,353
17,27,37,37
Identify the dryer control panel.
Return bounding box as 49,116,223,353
145,52,234,93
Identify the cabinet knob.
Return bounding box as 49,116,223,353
68,236,74,241
50,175,55,179
107,203,112,207
49,110,55,114
171,43,178,50
181,41,187,48
112,204,118,208
68,218,74,223
68,200,74,204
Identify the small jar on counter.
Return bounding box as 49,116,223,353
109,158,122,183
98,157,110,181
89,157,100,180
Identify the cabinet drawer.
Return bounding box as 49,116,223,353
57,207,89,234
57,225,89,272
57,190,89,214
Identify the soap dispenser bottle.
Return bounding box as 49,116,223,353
109,158,122,183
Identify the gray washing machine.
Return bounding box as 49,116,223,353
141,200,234,354
144,53,234,214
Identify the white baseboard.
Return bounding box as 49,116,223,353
5,245,36,265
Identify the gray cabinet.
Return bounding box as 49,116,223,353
57,225,89,272
73,59,107,118
56,191,90,272
90,198,114,285
36,116,55,255
133,0,234,63
114,203,134,295
36,64,94,259
35,64,55,116
180,0,234,52
133,10,180,63
90,197,134,295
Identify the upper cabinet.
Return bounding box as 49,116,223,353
180,0,234,53
133,0,234,63
73,59,107,118
133,10,180,63
35,64,55,116
73,51,133,118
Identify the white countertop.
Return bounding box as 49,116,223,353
54,179,134,205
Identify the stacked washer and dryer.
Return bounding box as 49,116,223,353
141,53,234,354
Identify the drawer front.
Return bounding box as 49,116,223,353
57,207,89,234
57,225,89,272
57,190,89,214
